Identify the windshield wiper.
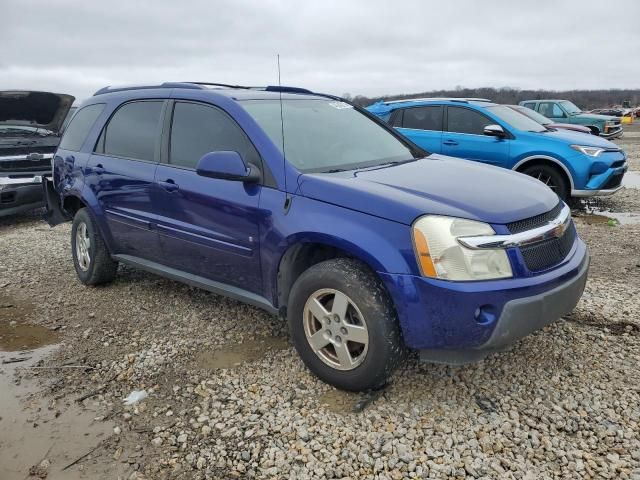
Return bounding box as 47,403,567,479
322,168,349,173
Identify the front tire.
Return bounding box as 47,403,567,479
287,258,405,391
522,164,569,200
71,208,118,285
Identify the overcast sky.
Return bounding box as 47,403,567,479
2,0,639,102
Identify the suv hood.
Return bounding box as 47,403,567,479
298,155,559,225
540,129,619,148
0,91,75,133
574,112,618,122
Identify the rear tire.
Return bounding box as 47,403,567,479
71,208,118,285
521,164,569,200
287,258,405,391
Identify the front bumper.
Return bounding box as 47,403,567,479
600,127,623,139
380,238,589,361
571,162,628,198
0,174,49,217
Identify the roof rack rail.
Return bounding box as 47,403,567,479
185,82,252,89
92,82,316,97
264,85,313,94
93,82,208,96
384,97,492,104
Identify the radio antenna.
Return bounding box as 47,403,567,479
277,54,287,191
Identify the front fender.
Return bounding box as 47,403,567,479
258,189,418,306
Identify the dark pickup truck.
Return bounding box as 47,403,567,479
1,91,75,217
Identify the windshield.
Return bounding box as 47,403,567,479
511,106,552,126
486,105,546,133
560,101,581,115
242,99,418,173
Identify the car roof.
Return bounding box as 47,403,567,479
522,99,568,103
373,98,498,111
91,82,332,102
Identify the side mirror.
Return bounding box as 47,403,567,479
196,151,261,183
483,124,506,138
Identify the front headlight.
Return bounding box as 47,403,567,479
412,216,513,281
571,145,605,157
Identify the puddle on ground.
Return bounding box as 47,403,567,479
574,210,640,226
1,292,61,353
622,171,640,189
196,336,289,369
0,292,117,480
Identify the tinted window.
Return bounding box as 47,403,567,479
101,101,163,161
446,107,492,135
523,102,537,110
401,106,442,131
59,104,105,151
169,102,260,169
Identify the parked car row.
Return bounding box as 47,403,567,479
31,82,596,391
367,97,627,200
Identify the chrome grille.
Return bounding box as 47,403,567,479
520,223,577,272
506,202,563,234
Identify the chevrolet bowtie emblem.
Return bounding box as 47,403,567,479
27,153,44,161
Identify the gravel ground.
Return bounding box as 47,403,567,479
1,125,639,480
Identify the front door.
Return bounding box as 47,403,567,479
87,100,165,261
441,106,510,166
154,100,263,295
537,102,568,123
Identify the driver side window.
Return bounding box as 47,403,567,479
168,102,261,170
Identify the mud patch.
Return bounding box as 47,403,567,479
574,211,640,226
0,292,117,479
0,293,60,352
318,389,361,413
195,336,289,370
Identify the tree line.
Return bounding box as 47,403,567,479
344,87,640,109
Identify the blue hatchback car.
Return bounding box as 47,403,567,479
44,83,589,391
367,98,628,200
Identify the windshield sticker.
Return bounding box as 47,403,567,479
328,101,353,110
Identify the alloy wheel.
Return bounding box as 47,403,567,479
303,288,369,371
75,222,91,271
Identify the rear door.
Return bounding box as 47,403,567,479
154,100,263,294
87,100,165,260
441,106,510,166
392,105,443,153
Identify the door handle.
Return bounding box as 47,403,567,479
443,140,459,146
93,164,105,175
159,179,179,193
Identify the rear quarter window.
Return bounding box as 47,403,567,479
58,104,105,151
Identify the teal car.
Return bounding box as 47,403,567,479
519,100,623,139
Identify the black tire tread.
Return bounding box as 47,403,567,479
287,258,405,391
72,208,118,285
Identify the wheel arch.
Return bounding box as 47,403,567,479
512,155,575,192
585,125,600,136
275,235,393,315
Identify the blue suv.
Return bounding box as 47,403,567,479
367,98,628,200
44,83,589,391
